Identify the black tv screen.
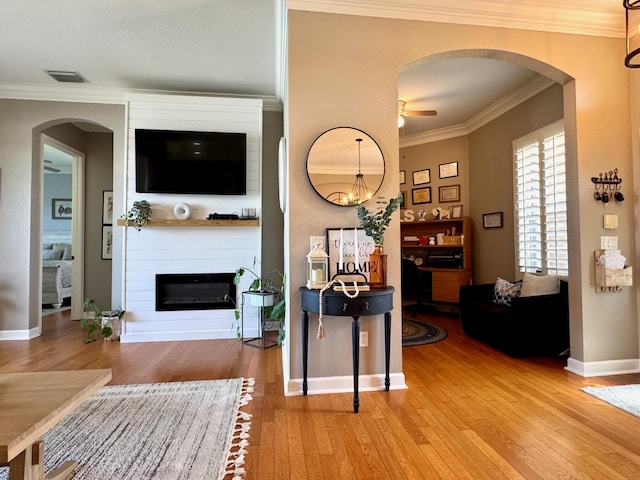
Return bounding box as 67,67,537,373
135,129,247,195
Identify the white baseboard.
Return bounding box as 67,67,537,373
0,327,40,340
120,329,255,343
565,357,640,377
285,372,407,396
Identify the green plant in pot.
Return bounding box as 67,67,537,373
225,258,286,344
122,200,152,230
80,298,125,343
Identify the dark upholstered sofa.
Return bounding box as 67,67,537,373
459,280,569,358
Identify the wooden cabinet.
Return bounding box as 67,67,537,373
400,216,472,303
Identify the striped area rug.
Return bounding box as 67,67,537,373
0,378,254,480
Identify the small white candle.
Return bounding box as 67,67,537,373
339,228,344,271
353,228,358,272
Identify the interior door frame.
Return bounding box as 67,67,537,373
40,134,85,322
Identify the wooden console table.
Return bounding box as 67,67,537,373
300,286,394,413
0,369,112,480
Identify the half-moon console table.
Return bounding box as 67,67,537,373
299,286,394,413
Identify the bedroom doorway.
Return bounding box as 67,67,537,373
41,134,85,322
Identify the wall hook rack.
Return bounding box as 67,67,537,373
592,169,624,203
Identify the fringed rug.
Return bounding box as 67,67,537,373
582,384,640,419
0,378,254,480
402,318,448,347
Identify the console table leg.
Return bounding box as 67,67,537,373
384,312,391,391
351,316,360,413
302,311,309,395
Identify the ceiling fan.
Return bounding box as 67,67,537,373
398,100,437,128
44,159,60,173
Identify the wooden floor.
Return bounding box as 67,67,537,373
2,310,640,479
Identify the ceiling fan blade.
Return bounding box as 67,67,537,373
44,166,61,173
404,110,437,117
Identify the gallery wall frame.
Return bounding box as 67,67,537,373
399,170,406,185
102,190,113,225
451,205,463,218
52,198,72,219
439,184,460,203
439,161,459,179
482,211,504,229
400,190,407,208
102,225,113,259
412,168,430,185
412,187,432,204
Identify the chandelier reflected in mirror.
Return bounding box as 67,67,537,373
342,138,372,205
625,0,640,67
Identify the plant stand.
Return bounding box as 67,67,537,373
101,312,122,342
240,292,278,349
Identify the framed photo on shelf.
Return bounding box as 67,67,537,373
326,228,375,281
399,170,406,185
451,205,463,218
400,191,407,208
102,190,113,225
482,211,504,229
439,161,459,179
411,187,432,205
412,168,430,185
101,225,113,260
439,184,460,203
52,198,72,219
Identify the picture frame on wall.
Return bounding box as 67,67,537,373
399,170,406,184
451,205,463,218
482,211,504,229
439,184,460,203
412,168,430,185
400,190,407,208
326,228,375,281
411,187,432,204
52,198,72,219
439,161,459,179
102,190,113,225
102,225,113,259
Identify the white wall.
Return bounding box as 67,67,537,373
121,95,264,342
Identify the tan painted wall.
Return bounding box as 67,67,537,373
287,10,637,379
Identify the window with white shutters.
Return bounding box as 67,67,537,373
513,120,568,276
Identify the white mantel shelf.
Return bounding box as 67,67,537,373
116,218,259,227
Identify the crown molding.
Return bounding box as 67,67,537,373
287,0,624,38
399,75,556,148
0,84,283,111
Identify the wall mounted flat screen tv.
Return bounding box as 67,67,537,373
135,129,247,195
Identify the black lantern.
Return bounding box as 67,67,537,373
625,1,640,67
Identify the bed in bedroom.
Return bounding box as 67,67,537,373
42,241,72,308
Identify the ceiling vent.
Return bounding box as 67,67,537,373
46,70,88,83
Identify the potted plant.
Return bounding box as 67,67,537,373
122,200,152,230
80,298,125,343
355,194,403,287
225,258,286,344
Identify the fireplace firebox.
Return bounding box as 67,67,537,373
155,273,236,311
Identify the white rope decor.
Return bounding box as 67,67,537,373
316,279,360,339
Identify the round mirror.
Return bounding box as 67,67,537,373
306,127,385,206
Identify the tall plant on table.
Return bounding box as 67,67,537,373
355,193,403,288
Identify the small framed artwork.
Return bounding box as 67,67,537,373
451,205,463,218
439,161,459,179
399,170,406,185
412,187,432,205
101,225,113,260
439,184,460,203
52,198,72,219
412,168,431,185
326,228,376,281
400,191,407,208
102,190,113,225
482,212,504,229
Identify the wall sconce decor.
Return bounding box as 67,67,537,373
591,169,624,203
625,1,640,67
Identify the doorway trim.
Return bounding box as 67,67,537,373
40,134,85,323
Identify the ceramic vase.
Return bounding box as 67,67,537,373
369,244,387,288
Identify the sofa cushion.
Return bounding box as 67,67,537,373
520,273,560,297
43,248,63,260
493,277,522,306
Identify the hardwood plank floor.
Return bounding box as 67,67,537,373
1,309,640,479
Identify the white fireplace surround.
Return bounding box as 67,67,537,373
120,95,263,343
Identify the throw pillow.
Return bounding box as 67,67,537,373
43,249,63,261
493,277,522,306
520,273,560,297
